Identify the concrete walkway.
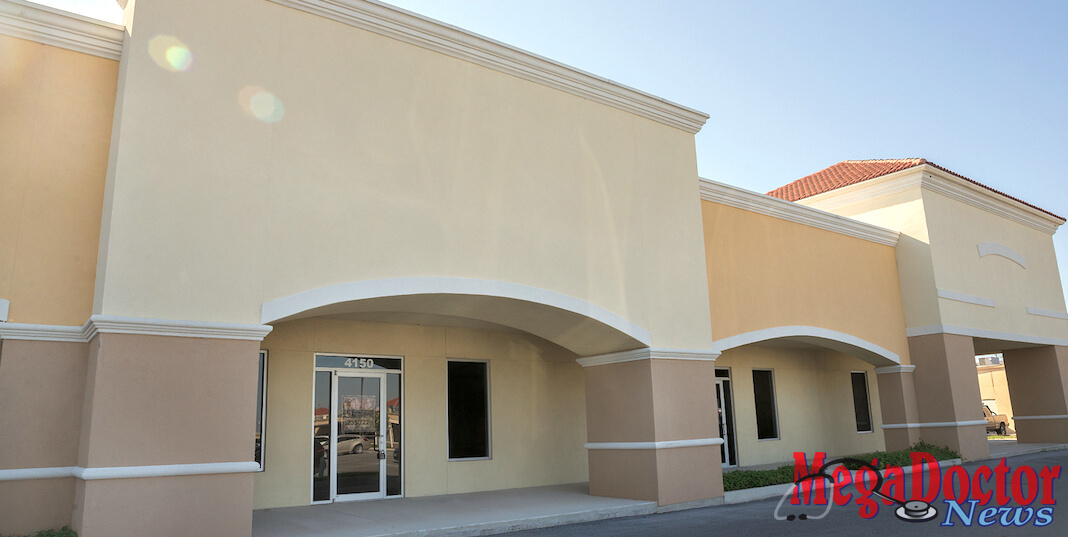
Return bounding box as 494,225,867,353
253,483,661,537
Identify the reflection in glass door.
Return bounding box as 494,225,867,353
335,374,384,499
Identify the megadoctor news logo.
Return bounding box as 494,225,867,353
774,452,1061,527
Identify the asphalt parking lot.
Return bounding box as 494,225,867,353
510,450,1068,536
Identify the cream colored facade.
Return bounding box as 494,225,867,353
1,1,1067,536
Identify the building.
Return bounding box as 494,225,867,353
1,1,1066,536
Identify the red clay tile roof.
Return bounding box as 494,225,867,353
767,158,1063,221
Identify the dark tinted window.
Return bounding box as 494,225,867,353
448,361,490,459
851,372,873,432
752,370,778,440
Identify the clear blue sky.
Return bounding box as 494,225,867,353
38,0,1068,305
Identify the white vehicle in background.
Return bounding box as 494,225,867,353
984,405,1008,435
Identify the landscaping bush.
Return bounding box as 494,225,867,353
723,441,961,491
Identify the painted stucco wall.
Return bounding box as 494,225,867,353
93,0,713,352
0,33,116,325
716,346,885,466
253,317,587,509
923,190,1067,339
701,201,910,362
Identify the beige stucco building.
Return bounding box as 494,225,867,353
1,1,1066,536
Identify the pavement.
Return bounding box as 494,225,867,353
252,439,1068,537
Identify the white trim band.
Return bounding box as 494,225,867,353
0,316,273,342
0,0,123,60
937,289,996,308
874,365,916,375
1027,307,1068,321
267,0,708,133
584,438,724,450
698,178,899,246
1012,415,1068,421
905,325,1068,347
881,420,987,430
712,326,900,366
0,462,260,482
977,242,1027,269
576,348,719,368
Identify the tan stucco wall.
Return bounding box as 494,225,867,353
977,365,1016,432
93,0,713,352
701,201,910,361
716,345,885,466
923,190,1067,339
253,317,588,509
0,34,116,325
0,339,88,535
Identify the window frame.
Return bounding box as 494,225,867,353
255,350,268,471
445,359,492,461
752,368,780,441
850,370,874,433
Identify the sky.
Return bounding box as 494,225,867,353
33,0,1068,304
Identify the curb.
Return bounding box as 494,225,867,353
974,443,1068,463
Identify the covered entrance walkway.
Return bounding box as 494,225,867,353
252,483,700,537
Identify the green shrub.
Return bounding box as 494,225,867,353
2,526,77,537
724,441,961,491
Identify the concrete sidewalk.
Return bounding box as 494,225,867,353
985,438,1068,460
253,483,665,537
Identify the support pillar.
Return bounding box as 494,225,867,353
580,350,722,506
907,333,989,460
72,330,264,537
1003,346,1068,443
874,365,921,451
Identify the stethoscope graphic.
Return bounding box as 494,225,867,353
773,458,939,522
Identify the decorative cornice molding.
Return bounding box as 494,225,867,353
0,462,259,482
266,0,708,133
800,165,1063,235
977,242,1027,269
905,324,1068,347
712,326,900,366
0,0,123,60
873,365,916,375
0,322,85,342
698,178,899,246
881,420,986,430
937,289,996,308
85,315,274,341
584,438,724,450
0,316,273,342
576,347,719,368
1027,306,1068,321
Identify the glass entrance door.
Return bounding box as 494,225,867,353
715,376,737,467
313,369,388,502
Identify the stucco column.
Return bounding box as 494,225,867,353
72,331,262,537
580,350,722,506
907,333,989,460
1002,346,1068,443
874,366,921,450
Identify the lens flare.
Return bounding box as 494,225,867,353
239,85,285,123
148,35,194,72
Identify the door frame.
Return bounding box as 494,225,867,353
332,369,387,502
311,354,405,505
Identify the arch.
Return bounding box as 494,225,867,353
977,242,1027,269
260,277,650,356
712,325,900,366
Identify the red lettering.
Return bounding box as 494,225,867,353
942,466,970,502
1039,466,1061,505
910,451,940,503
880,465,904,506
854,463,880,519
994,458,1012,506
972,465,993,505
1012,466,1039,506
792,452,828,505
831,465,853,506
